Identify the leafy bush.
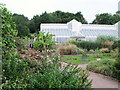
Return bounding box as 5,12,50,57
112,40,119,49
87,59,115,77
110,48,118,58
69,39,118,51
113,59,120,81
88,49,95,54
77,48,85,54
57,44,78,55
69,40,102,50
94,49,102,58
1,4,31,88
96,35,116,44
33,32,56,52
28,55,92,88
113,40,120,81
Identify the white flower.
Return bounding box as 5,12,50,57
97,58,101,61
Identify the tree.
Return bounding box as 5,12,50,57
92,13,120,25
116,11,120,15
29,11,87,33
40,12,53,23
112,14,120,24
75,12,87,24
92,13,113,24
13,14,30,37
29,15,41,33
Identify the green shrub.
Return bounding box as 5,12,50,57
69,39,119,51
33,32,56,52
96,35,116,44
28,56,92,88
88,49,95,54
112,40,119,49
113,59,120,81
113,40,120,81
87,59,115,78
69,40,102,50
1,4,31,88
110,48,118,58
77,48,85,54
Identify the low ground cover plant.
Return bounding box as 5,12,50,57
113,58,120,81
113,40,120,81
61,54,114,65
87,58,120,81
86,40,120,81
87,59,115,77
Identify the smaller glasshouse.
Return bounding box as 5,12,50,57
41,19,119,44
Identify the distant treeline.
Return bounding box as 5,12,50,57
12,11,120,37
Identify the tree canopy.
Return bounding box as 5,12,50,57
29,11,87,33
92,13,120,25
12,14,30,37
10,11,120,35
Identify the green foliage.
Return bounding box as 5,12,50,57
69,40,102,50
33,32,57,52
28,56,92,88
12,13,30,37
113,59,120,81
61,56,89,64
87,59,115,77
1,4,30,88
77,48,86,54
1,5,91,88
113,40,120,80
61,54,113,65
110,48,118,58
88,49,95,54
96,35,116,43
29,11,87,33
69,38,118,51
94,49,102,58
92,13,120,25
112,40,119,49
1,5,18,52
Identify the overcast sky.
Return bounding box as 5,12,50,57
1,0,120,23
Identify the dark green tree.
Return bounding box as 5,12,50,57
29,11,87,33
75,12,87,24
92,13,120,25
40,12,53,23
13,14,30,37
111,14,120,24
92,13,112,24
29,15,41,33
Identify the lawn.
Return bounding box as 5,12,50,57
61,54,113,64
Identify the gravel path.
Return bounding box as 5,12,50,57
61,61,120,88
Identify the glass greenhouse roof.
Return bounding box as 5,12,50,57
42,28,73,36
80,29,118,37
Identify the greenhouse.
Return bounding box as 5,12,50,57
41,19,119,44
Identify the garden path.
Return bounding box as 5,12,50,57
60,61,120,88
